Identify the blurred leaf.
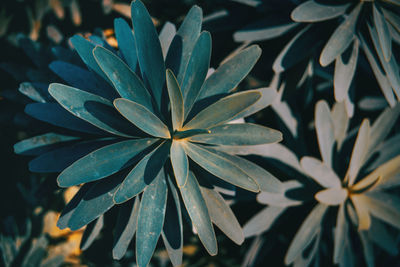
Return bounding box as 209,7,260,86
300,157,341,188
243,206,286,237
80,215,104,250
291,1,350,22
315,100,335,167
315,187,348,205
373,4,392,62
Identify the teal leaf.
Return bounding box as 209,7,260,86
18,82,51,103
188,123,282,146
373,4,392,62
179,172,217,255
201,186,244,245
166,5,202,83
199,45,261,100
300,157,341,189
161,177,183,266
233,87,279,119
166,69,184,130
114,18,138,71
285,204,328,264
181,31,211,117
159,22,176,58
359,231,375,267
80,216,104,250
170,141,188,187
114,142,170,204
183,91,261,130
291,1,350,22
183,142,259,192
369,219,398,255
131,0,165,110
233,21,298,43
57,139,157,187
243,206,286,238
334,40,359,102
320,4,363,66
93,46,154,113
173,129,210,140
136,171,168,267
366,191,400,229
112,197,140,260
67,173,124,230
114,98,170,138
70,35,110,83
315,100,335,167
14,133,79,155
333,204,348,264
48,83,135,137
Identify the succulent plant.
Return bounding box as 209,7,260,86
14,0,284,265
222,101,400,266
226,0,400,111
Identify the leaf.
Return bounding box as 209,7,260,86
166,5,202,83
181,31,211,119
284,204,328,265
208,148,282,193
331,101,350,150
201,186,244,245
179,172,217,255
14,133,79,155
257,180,304,207
67,173,124,230
29,139,116,173
315,100,335,168
188,123,282,146
114,18,138,71
136,171,168,267
198,45,261,100
80,216,104,250
373,4,392,62
49,83,135,137
234,20,298,42
346,119,370,186
300,157,341,188
315,187,348,205
131,0,165,110
49,61,115,100
183,142,259,192
291,1,351,22
57,139,156,187
364,192,400,229
112,197,140,260
93,46,154,113
166,69,184,130
25,103,105,135
114,142,170,204
333,204,349,263
350,194,371,230
243,206,286,238
18,82,51,103
369,219,398,255
159,22,176,58
170,141,189,187
183,91,261,130
114,98,170,138
236,87,279,119
70,35,110,83
320,3,363,67
359,155,400,190
161,177,183,266
334,40,359,102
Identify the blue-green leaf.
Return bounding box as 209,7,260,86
291,1,350,22
320,4,363,66
67,173,124,230
136,171,168,267
159,22,176,58
166,69,184,130
49,83,136,137
70,35,110,83
179,171,217,255
114,98,170,138
57,139,157,187
188,123,282,146
183,91,261,130
170,141,188,187
14,133,79,155
114,18,138,71
199,45,261,100
183,142,259,192
201,186,244,245
114,142,170,204
333,204,348,264
80,216,104,250
234,20,298,43
182,32,211,118
131,0,165,110
112,197,140,260
166,5,202,83
373,4,392,62
18,82,51,103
